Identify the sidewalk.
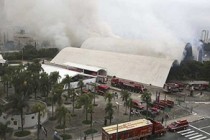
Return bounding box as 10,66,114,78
85,113,205,140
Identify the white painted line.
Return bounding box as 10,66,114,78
194,136,207,140
185,133,199,137
181,131,195,135
190,125,210,136
177,129,191,133
189,135,203,139
200,126,210,130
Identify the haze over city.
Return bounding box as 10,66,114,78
1,0,210,61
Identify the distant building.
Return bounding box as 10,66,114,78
183,43,193,61
14,29,35,49
197,49,203,62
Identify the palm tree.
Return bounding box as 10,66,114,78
1,74,9,98
77,79,84,94
49,71,60,88
77,94,92,121
39,72,50,97
88,104,94,130
120,89,131,115
91,83,97,105
6,93,29,132
31,103,46,140
105,102,115,124
50,83,64,118
55,106,71,134
141,91,152,118
104,92,113,103
127,98,133,121
0,122,13,140
26,59,43,74
30,73,40,99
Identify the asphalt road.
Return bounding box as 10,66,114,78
151,118,210,140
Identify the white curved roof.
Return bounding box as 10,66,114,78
42,64,79,80
51,47,175,87
63,62,106,72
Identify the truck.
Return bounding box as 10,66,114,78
85,83,110,96
111,76,146,93
187,81,209,91
163,82,184,93
102,118,166,140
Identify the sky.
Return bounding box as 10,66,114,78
1,0,210,60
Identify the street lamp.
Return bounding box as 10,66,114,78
116,102,121,140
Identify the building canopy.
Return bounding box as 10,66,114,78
51,47,175,87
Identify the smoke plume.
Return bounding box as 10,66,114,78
1,0,210,61
1,0,115,47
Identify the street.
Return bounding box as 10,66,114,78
151,118,210,140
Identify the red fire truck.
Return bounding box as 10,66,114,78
102,119,166,140
163,82,184,93
111,77,146,93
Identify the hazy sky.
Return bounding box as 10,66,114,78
1,0,210,60
99,0,210,44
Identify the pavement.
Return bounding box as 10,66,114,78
5,83,210,140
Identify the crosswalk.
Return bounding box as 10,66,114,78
177,128,210,140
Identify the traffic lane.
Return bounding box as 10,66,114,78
190,118,210,133
193,104,210,118
148,131,187,140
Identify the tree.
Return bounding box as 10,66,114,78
30,73,40,99
55,106,71,134
120,89,131,115
77,94,92,121
0,122,13,140
6,93,29,132
31,103,46,140
77,79,84,94
61,75,75,113
49,72,60,88
141,91,152,119
105,102,115,124
1,74,9,98
39,72,50,97
104,92,113,103
88,104,94,130
50,83,64,118
127,98,133,121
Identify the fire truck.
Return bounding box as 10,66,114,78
163,82,184,93
111,77,146,93
187,81,209,91
102,119,166,140
86,83,110,96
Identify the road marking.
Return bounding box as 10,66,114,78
177,129,191,133
194,136,207,140
185,133,199,137
190,125,210,136
189,134,203,139
200,125,210,130
181,131,195,135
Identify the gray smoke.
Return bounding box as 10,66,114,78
1,0,210,61
1,0,115,47
97,0,210,61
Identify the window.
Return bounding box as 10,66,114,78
14,121,17,125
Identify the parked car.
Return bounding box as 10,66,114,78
132,100,144,110
167,120,189,132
